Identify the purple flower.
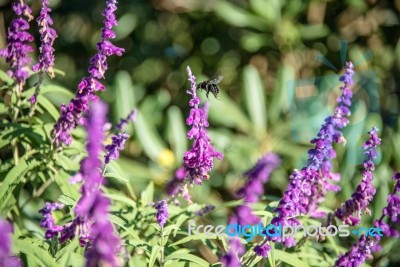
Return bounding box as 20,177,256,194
236,153,281,203
230,205,260,226
155,200,169,227
335,235,374,267
116,109,137,131
0,218,21,267
165,168,192,204
183,66,223,185
32,0,57,77
0,0,34,89
254,243,271,258
104,132,129,164
220,238,244,267
194,205,215,216
52,0,124,147
334,127,381,225
268,62,355,246
39,202,65,239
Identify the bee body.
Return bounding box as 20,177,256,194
196,75,223,99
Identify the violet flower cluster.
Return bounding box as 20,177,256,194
220,238,244,267
335,235,374,267
105,132,130,164
0,0,34,89
116,109,137,131
32,0,57,77
267,61,355,247
52,0,124,147
236,153,281,203
194,204,215,216
165,167,192,204
155,200,169,227
334,172,400,266
183,66,223,185
39,202,65,239
334,127,381,225
0,218,21,267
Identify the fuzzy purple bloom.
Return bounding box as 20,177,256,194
183,66,223,185
335,235,373,267
236,153,281,203
39,202,65,239
0,0,34,89
116,109,137,131
165,167,192,204
229,205,260,226
155,200,169,227
194,204,215,216
0,218,21,267
32,0,57,77
105,132,129,164
268,62,355,247
334,127,381,225
70,101,122,266
254,243,271,258
52,0,124,147
220,238,244,267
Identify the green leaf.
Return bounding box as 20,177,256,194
167,106,187,164
109,214,143,245
148,245,162,267
0,158,40,216
13,237,61,267
165,253,209,266
242,65,267,134
274,250,310,267
37,95,60,120
134,111,166,161
141,182,154,206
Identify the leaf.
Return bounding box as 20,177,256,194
134,111,166,161
164,253,209,266
167,106,187,164
141,182,154,206
274,250,310,267
0,158,40,216
109,214,143,245
169,233,221,247
13,237,61,267
148,245,161,267
242,65,267,134
104,172,129,182
37,95,60,120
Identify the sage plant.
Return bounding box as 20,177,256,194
52,0,124,147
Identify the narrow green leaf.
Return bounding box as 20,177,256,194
274,250,310,267
148,245,161,267
141,182,154,206
242,65,267,133
164,253,209,266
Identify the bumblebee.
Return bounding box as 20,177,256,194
196,75,223,99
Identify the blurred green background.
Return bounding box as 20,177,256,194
1,0,400,264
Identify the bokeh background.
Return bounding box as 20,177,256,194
1,0,400,265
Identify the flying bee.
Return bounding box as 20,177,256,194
196,74,223,99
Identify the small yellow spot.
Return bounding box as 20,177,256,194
157,149,175,168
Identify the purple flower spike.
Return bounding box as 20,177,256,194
268,61,355,246
194,205,215,216
0,218,21,267
105,132,130,164
155,200,169,227
335,127,381,225
220,238,244,267
39,202,65,239
237,153,281,203
116,109,137,131
52,0,124,147
335,235,373,267
254,243,271,258
72,101,122,266
0,0,34,90
183,66,223,185
32,0,57,77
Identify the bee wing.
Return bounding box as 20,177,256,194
210,74,223,84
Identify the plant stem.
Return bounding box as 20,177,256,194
160,226,165,267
